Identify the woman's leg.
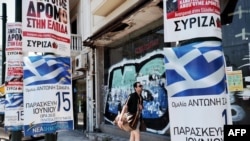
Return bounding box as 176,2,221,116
130,120,140,141
133,128,140,141
129,131,135,141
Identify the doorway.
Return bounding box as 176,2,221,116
73,78,86,130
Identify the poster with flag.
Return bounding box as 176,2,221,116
22,0,71,56
22,55,73,136
4,93,24,131
163,0,221,42
164,41,232,141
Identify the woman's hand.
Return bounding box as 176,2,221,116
118,117,123,128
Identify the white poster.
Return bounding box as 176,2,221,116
4,93,24,131
5,60,23,93
163,0,222,42
0,97,5,114
164,41,232,141
5,22,23,60
22,0,71,56
23,55,73,136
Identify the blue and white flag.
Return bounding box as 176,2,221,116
164,41,232,141
5,93,23,108
23,55,71,86
23,55,73,136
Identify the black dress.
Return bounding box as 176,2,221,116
126,92,143,130
127,92,143,114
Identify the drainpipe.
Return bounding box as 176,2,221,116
86,48,94,132
94,47,100,130
82,0,94,132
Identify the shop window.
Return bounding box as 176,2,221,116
222,0,250,125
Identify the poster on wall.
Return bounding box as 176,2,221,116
22,0,71,56
226,70,244,92
164,41,232,141
0,97,5,114
5,60,23,93
22,55,73,136
4,93,24,131
5,22,22,60
163,0,222,42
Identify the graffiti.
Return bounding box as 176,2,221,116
104,50,169,134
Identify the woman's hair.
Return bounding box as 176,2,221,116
133,82,140,88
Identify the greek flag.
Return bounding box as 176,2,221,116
23,55,71,86
164,41,226,97
5,93,23,108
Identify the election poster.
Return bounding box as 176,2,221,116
0,97,5,114
4,93,24,131
5,23,23,93
23,55,73,136
4,22,24,131
5,22,23,60
5,60,23,93
22,0,71,56
164,41,232,141
163,0,222,42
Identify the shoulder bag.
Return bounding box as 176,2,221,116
113,97,140,132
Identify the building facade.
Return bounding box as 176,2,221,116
70,0,250,140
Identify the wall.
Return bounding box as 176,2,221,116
91,0,141,34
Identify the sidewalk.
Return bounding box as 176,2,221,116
56,130,89,141
87,132,128,141
0,128,128,141
56,130,128,141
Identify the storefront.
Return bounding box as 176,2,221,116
222,0,250,125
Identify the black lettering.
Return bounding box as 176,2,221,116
202,16,208,27
174,21,181,31
189,17,196,28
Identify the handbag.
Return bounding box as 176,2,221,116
113,97,140,132
113,111,139,132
